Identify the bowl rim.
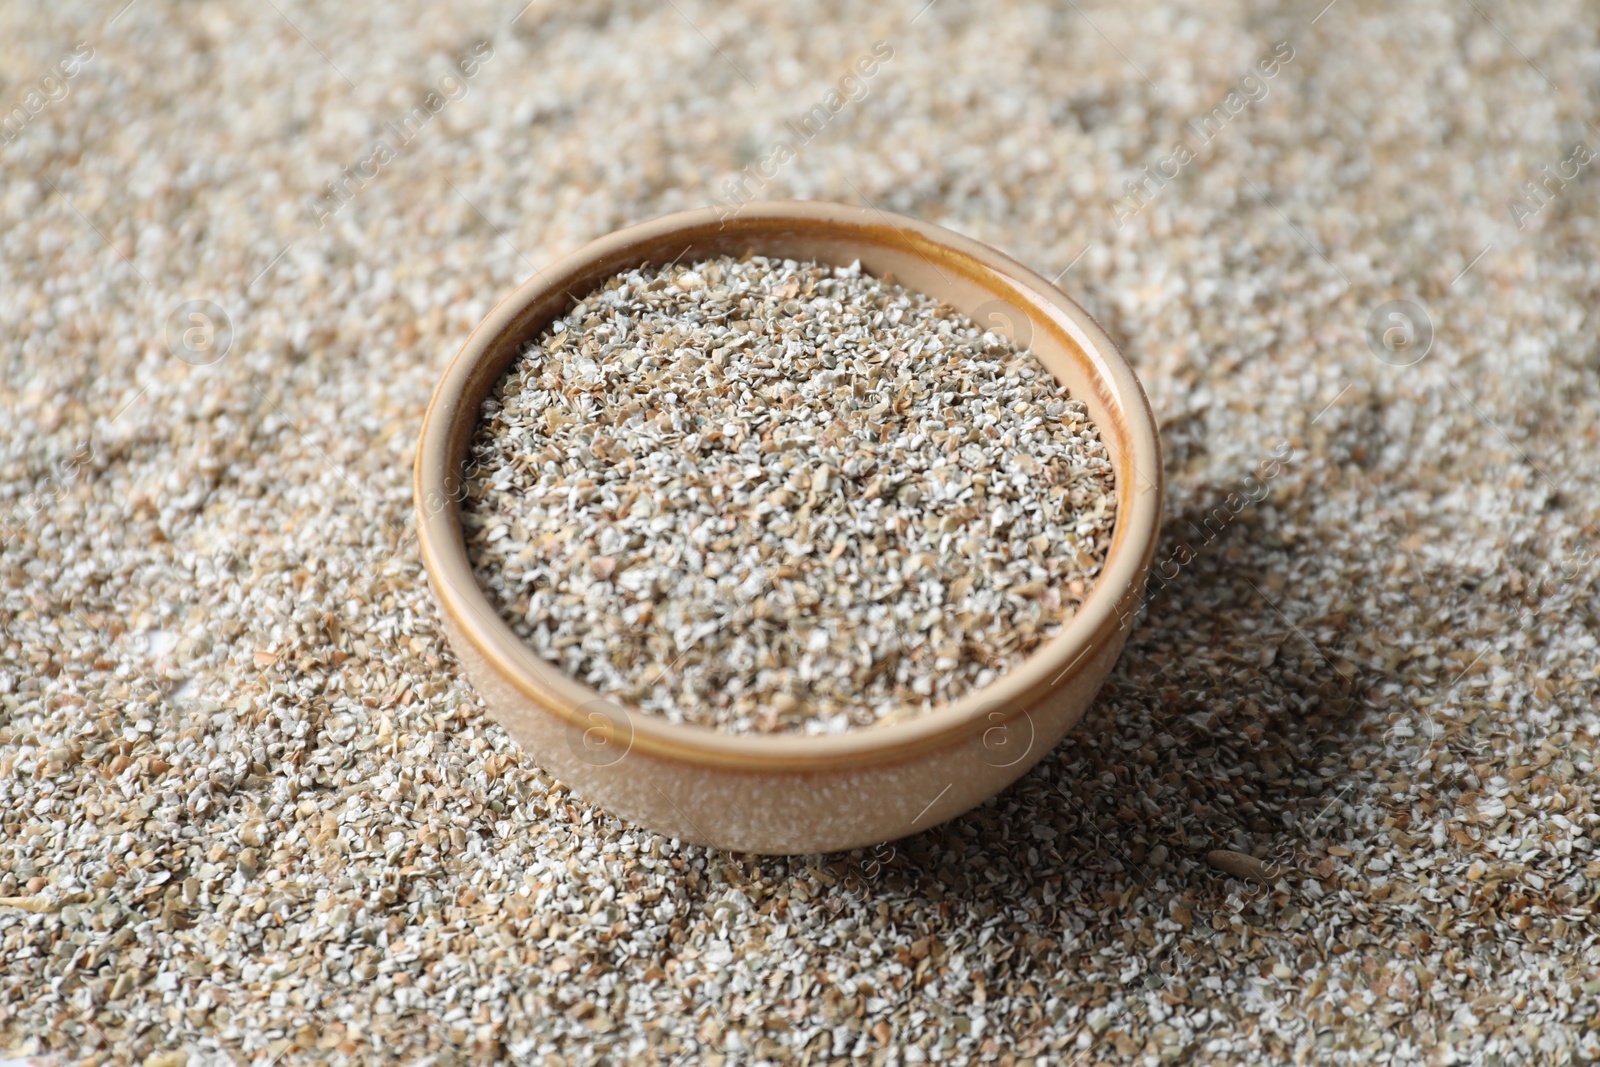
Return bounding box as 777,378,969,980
415,200,1162,772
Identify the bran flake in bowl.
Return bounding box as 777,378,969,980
463,255,1117,734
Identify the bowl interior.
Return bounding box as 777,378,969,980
416,201,1161,768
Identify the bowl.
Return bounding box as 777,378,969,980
414,200,1162,855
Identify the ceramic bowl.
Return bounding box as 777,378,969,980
415,200,1162,854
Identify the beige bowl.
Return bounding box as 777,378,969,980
415,201,1162,855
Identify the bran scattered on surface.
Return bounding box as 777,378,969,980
3,0,1600,1064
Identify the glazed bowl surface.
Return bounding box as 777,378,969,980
415,200,1162,854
